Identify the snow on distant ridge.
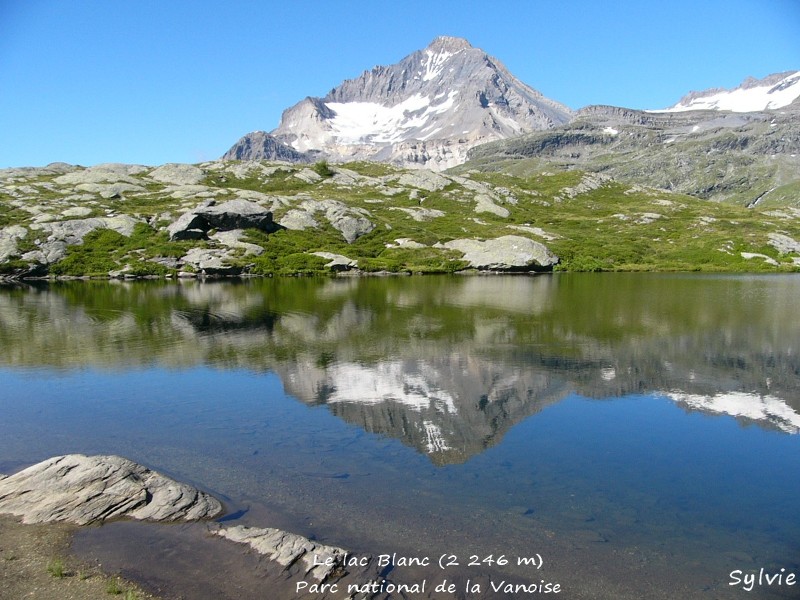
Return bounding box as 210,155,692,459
658,71,800,113
666,390,800,434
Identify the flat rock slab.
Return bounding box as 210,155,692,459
0,454,222,525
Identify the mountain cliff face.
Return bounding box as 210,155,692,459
226,36,573,170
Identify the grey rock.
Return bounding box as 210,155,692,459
311,252,358,271
210,229,264,256
148,163,205,186
195,199,276,232
474,193,509,217
61,206,93,218
390,206,445,222
181,247,241,276
214,525,349,582
397,170,450,192
278,209,319,231
167,211,211,240
768,232,800,255
294,168,323,184
298,199,375,243
332,214,375,244
0,454,222,525
443,235,559,271
53,166,143,186
0,225,27,262
75,182,146,198
222,131,314,163
25,216,141,265
168,199,278,241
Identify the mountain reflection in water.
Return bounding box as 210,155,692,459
2,274,800,599
1,274,798,464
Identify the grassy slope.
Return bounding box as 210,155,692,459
1,160,799,277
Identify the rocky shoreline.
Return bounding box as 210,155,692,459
0,454,385,599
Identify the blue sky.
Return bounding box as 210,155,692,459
1,0,797,168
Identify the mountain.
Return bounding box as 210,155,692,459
221,131,316,163
659,70,800,113
461,92,800,206
225,36,573,170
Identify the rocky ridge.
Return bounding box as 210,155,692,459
463,101,800,206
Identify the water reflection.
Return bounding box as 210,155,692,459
1,274,799,464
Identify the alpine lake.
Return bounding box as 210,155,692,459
1,273,799,600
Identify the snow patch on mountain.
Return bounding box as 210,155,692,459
659,71,800,113
325,90,460,145
322,361,458,414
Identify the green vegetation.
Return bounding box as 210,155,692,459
2,159,799,278
46,557,65,578
312,160,334,178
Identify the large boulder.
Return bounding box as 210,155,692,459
442,235,559,271
0,454,222,525
168,199,279,241
148,163,205,185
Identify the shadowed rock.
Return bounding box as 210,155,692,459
168,199,280,241
0,454,222,525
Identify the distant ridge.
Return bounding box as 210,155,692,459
658,70,800,113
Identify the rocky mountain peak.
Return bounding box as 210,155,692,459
225,37,573,170
426,35,473,53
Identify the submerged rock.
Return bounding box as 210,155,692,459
215,525,349,582
0,454,222,525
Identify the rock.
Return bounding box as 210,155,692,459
507,225,561,241
385,238,426,249
61,206,93,218
0,225,27,262
75,182,146,198
740,252,779,266
768,233,800,255
474,193,510,217
390,207,445,222
195,199,276,232
148,163,205,186
167,211,211,240
53,166,143,186
331,214,375,244
397,170,450,192
181,248,242,276
278,209,319,231
168,199,279,241
210,230,264,256
298,199,375,243
25,216,141,264
443,235,559,271
0,454,222,525
311,252,358,271
214,525,350,582
294,168,323,184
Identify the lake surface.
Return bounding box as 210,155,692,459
1,273,799,599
